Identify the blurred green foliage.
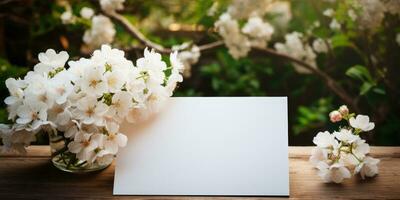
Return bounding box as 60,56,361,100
0,0,399,145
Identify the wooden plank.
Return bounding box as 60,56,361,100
2,146,399,157
0,146,399,199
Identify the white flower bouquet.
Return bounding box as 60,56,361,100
0,45,183,172
310,105,380,183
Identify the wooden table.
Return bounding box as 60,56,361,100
0,146,399,199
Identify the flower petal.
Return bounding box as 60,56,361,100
116,133,127,147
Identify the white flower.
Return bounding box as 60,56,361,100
357,0,386,30
16,101,48,130
339,152,359,166
136,48,167,89
108,91,132,119
323,8,335,17
165,51,184,95
0,125,36,154
74,95,108,126
311,107,378,183
33,49,69,75
348,9,357,21
266,1,292,28
83,15,116,50
80,66,108,96
68,132,98,162
172,44,200,77
100,0,125,13
355,156,380,179
103,122,127,154
334,129,359,143
61,10,75,24
104,70,126,93
313,131,337,148
312,38,329,54
145,85,169,113
0,44,181,162
126,70,147,105
215,13,251,59
4,78,25,120
274,32,317,74
309,147,328,166
227,0,270,19
352,139,370,159
24,75,55,110
91,45,134,73
68,58,94,79
329,19,341,31
80,7,94,19
95,153,115,165
64,122,79,138
349,115,375,132
242,16,274,48
5,78,25,102
51,71,74,105
170,51,185,74
338,105,349,116
126,108,147,123
317,162,351,183
48,103,71,126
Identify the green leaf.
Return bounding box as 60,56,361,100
372,87,386,95
345,65,374,83
360,82,374,95
331,34,352,48
211,78,220,90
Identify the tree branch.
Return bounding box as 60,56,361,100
106,12,224,54
254,46,359,112
198,41,224,51
105,12,171,53
107,12,358,111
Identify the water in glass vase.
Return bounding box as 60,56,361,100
48,131,113,173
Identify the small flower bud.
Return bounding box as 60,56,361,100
338,105,349,116
329,110,342,123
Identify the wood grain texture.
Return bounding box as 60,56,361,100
0,146,399,199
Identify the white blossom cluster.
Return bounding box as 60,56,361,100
227,0,272,20
354,0,387,30
310,105,379,183
60,3,117,51
214,0,276,59
100,0,125,14
172,43,200,78
356,0,400,29
323,0,400,32
274,32,317,74
83,15,116,51
385,0,400,16
0,45,183,164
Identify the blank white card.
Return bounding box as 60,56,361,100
114,97,289,196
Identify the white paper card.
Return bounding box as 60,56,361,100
114,97,289,196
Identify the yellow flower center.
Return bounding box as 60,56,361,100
89,79,99,88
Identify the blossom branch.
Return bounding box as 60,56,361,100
106,12,225,54
106,12,358,111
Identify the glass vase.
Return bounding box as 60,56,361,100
48,130,112,173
